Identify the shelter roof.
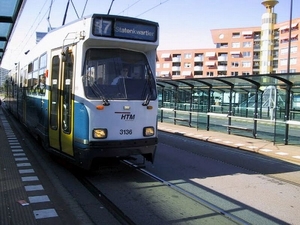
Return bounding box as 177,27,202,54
0,0,25,65
157,73,300,93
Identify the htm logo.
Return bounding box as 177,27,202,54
121,114,135,120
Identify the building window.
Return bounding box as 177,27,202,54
194,54,204,62
253,53,259,60
281,46,298,55
231,62,239,67
280,59,288,66
232,42,240,48
217,43,228,48
280,48,288,55
242,61,251,67
242,72,250,75
173,54,181,59
231,71,238,76
280,69,296,73
291,58,297,65
184,63,191,68
262,17,276,24
242,52,251,58
243,41,251,47
184,53,192,59
206,72,214,76
156,63,160,68
232,32,240,38
194,71,203,76
217,71,227,76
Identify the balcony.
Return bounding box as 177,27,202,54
217,65,227,71
172,57,181,63
253,55,260,61
218,55,228,61
194,56,203,62
194,66,203,71
253,64,260,70
253,45,260,51
254,34,261,40
172,66,181,71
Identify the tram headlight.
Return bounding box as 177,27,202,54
93,129,107,139
143,127,155,137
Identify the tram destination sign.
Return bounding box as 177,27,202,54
93,16,158,42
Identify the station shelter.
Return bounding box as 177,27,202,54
156,73,300,145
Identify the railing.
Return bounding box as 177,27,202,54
158,105,300,145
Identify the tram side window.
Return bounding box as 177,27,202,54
31,59,39,95
27,63,33,96
38,53,47,95
23,68,28,90
62,52,73,133
28,54,47,96
50,56,60,130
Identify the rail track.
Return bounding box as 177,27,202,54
73,158,244,225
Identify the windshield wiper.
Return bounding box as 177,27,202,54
142,94,151,106
88,82,110,106
142,66,154,106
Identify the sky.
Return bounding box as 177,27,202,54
2,0,300,69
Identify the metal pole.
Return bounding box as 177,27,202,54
273,88,278,144
107,0,115,15
286,0,293,74
284,0,293,145
62,0,70,26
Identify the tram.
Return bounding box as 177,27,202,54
6,14,159,169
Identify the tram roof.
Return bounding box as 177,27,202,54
157,73,300,93
0,0,26,65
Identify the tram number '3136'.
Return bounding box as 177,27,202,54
120,129,133,135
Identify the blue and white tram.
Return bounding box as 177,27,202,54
6,14,159,169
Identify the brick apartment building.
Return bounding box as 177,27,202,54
156,0,300,79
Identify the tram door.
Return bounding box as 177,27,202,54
48,48,74,156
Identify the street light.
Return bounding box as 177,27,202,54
286,0,293,74
284,0,293,145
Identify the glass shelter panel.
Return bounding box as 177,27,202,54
157,73,300,145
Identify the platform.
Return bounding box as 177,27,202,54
0,106,94,225
158,122,300,166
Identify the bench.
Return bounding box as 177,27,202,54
169,117,191,127
223,125,256,138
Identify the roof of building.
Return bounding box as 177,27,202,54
0,0,26,65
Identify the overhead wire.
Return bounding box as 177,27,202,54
8,0,52,65
62,0,81,25
8,0,170,66
70,0,80,19
136,0,170,17
47,0,54,30
13,0,50,56
117,0,142,15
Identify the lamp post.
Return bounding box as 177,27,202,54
286,0,293,74
284,0,293,145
